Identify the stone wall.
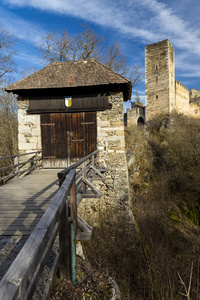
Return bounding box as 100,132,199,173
175,81,190,114
144,39,200,121
126,105,145,126
17,98,41,159
190,89,200,102
126,108,138,126
96,91,129,204
188,102,200,118
145,39,175,121
78,91,132,225
168,41,176,111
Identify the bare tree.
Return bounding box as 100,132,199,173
71,24,104,60
39,25,104,64
39,30,70,64
0,27,16,79
0,86,17,157
103,42,127,73
39,25,142,87
103,42,142,86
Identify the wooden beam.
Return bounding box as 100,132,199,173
81,177,102,198
90,165,106,180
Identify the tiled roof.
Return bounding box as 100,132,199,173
6,59,132,99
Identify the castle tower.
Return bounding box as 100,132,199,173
145,39,175,121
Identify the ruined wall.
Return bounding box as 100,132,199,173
145,39,175,121
175,81,190,114
126,105,145,126
126,108,138,126
188,102,200,118
190,89,200,103
17,98,41,157
174,84,200,118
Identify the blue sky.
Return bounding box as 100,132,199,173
1,0,200,110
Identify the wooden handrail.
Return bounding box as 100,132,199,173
0,150,106,299
0,169,76,300
0,151,41,160
0,157,40,172
58,149,98,179
0,152,41,183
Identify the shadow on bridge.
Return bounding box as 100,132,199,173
0,169,60,279
0,169,61,237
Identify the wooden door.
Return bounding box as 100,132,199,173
41,112,97,168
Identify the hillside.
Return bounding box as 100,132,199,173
51,112,200,299
126,112,200,299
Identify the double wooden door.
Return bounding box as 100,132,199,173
41,112,97,168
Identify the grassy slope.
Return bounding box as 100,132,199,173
126,112,200,299
51,112,200,299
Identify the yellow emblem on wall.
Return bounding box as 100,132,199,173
65,97,72,107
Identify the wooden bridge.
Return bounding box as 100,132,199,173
0,150,106,299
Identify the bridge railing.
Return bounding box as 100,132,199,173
58,149,98,185
0,151,41,183
0,150,106,300
0,168,76,300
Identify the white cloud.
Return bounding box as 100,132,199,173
2,0,200,87
15,51,41,65
0,6,46,45
3,0,200,54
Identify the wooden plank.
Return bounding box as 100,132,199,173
59,202,71,280
82,177,102,197
0,225,38,230
29,94,109,113
0,231,32,236
0,218,41,224
41,111,97,167
0,169,62,236
77,215,93,232
90,165,106,180
0,204,49,208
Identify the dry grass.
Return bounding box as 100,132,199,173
83,113,200,299
51,113,200,299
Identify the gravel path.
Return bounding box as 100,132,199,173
0,235,58,299
0,236,28,280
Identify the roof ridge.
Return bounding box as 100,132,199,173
92,59,131,83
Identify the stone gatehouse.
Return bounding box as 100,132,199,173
6,59,131,205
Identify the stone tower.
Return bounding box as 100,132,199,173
145,39,175,121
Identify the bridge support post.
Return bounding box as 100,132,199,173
59,202,72,280
82,161,86,194
14,156,19,173
92,153,95,167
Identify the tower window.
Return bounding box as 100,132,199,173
156,95,158,100
156,76,158,83
155,64,159,70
